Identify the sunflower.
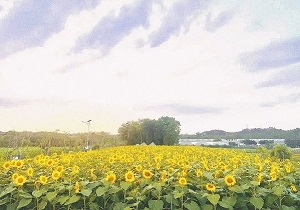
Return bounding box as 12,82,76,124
135,165,142,172
257,173,263,184
72,165,79,174
224,175,236,187
56,166,64,173
291,185,297,192
12,172,19,181
196,169,202,177
160,170,168,182
178,177,187,186
14,175,26,186
206,183,216,192
26,167,34,177
142,170,153,179
270,171,277,181
125,171,135,182
52,170,61,180
47,159,54,166
75,182,80,193
15,160,24,168
2,161,10,170
39,175,48,185
106,173,117,184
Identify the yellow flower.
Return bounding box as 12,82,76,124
3,161,10,170
257,173,263,184
270,171,277,181
135,165,142,172
26,167,34,177
52,170,61,180
196,169,202,177
160,170,168,182
224,175,236,187
12,172,19,181
206,183,216,192
15,160,24,168
14,175,26,186
125,171,135,182
39,175,48,185
75,182,80,193
56,166,64,173
106,173,117,184
72,165,79,174
179,177,187,186
142,170,153,179
47,159,54,166
291,185,297,192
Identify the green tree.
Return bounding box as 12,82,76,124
157,116,181,145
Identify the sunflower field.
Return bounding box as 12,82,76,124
0,146,300,210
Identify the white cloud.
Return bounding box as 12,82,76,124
1,0,300,133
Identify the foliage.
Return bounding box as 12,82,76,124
118,116,181,145
270,144,293,160
0,146,299,209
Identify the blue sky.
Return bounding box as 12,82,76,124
0,0,300,134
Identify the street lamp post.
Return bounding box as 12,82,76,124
82,120,92,150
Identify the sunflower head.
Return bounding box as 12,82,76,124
26,167,34,177
15,175,26,186
224,175,236,187
291,185,297,192
2,161,10,170
39,175,48,185
15,160,24,168
106,173,117,184
142,170,153,179
75,182,80,193
178,177,187,186
206,183,216,192
125,171,135,182
52,170,61,180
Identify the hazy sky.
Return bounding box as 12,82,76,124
0,0,300,134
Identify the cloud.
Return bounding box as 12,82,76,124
0,5,3,12
0,98,32,108
0,0,100,58
205,9,234,33
257,65,300,88
148,0,211,47
74,0,153,54
140,104,225,115
239,37,300,71
260,93,300,107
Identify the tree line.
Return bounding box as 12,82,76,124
118,116,181,145
0,116,181,150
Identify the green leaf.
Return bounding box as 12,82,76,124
120,182,131,191
89,202,100,210
184,201,199,210
108,186,121,194
32,189,46,198
6,203,18,210
173,191,184,199
37,200,47,210
228,186,244,193
148,200,164,210
96,187,106,197
58,196,69,205
202,204,213,210
113,202,126,210
0,186,16,198
282,205,295,210
64,195,80,205
207,194,220,206
46,192,57,202
81,188,92,197
218,201,232,209
250,181,260,186
223,196,236,206
272,186,284,196
0,197,9,206
250,197,264,209
17,198,32,209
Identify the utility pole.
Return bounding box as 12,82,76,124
82,120,92,150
